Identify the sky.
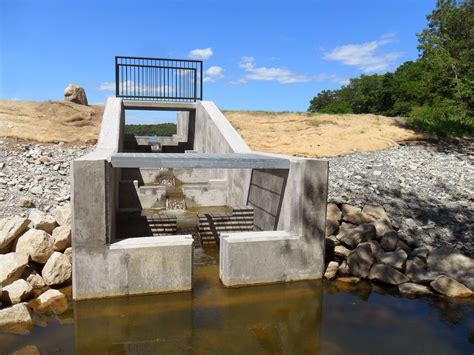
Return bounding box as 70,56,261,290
1,0,436,123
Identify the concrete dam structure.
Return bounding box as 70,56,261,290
71,57,328,300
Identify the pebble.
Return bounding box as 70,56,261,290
0,141,94,218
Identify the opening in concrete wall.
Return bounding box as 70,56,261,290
123,110,181,153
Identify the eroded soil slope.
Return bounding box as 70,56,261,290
0,99,103,143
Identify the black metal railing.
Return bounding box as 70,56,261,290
115,56,203,102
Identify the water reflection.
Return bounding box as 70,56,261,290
74,264,323,353
1,247,473,354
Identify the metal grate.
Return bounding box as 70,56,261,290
115,56,203,101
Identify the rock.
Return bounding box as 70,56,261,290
15,229,54,263
324,261,339,280
362,204,389,221
28,289,67,313
51,225,71,252
396,239,412,254
427,248,474,290
368,264,409,285
372,218,394,238
42,252,71,286
337,260,350,276
334,245,351,258
10,345,41,355
0,216,30,251
376,249,408,271
23,269,46,290
0,303,33,334
17,198,33,208
380,231,398,252
410,270,441,284
336,277,360,284
326,234,340,246
341,204,360,216
28,209,56,234
337,223,376,248
398,282,433,296
339,222,356,232
51,204,71,226
64,84,88,105
365,240,383,256
63,247,72,263
343,212,376,225
2,279,33,304
326,203,342,236
410,247,430,262
0,252,29,286
430,276,472,298
347,242,374,278
405,258,426,278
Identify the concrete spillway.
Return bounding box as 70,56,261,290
71,99,328,300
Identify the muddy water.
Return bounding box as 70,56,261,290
1,247,473,354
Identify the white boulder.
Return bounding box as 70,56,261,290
15,229,54,263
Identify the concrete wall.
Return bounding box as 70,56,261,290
72,98,193,300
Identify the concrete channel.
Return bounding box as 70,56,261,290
71,98,328,300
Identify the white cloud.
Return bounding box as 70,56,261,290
203,66,224,83
188,48,213,60
323,34,402,73
238,57,310,84
98,82,115,91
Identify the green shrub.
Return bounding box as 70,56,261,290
125,123,177,136
408,100,474,137
319,102,353,114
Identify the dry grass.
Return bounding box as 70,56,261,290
224,111,423,157
0,99,103,144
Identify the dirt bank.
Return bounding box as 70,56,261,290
0,99,103,144
224,111,422,157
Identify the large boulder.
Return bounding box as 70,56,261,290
28,289,67,313
28,209,57,234
0,303,33,334
368,264,409,285
326,203,342,236
51,204,72,227
51,226,71,252
63,247,72,263
64,84,88,105
427,248,474,290
399,282,433,296
347,242,375,278
337,223,376,248
380,231,398,252
362,204,389,221
42,252,72,286
376,249,407,271
430,276,472,298
334,245,351,259
23,269,46,290
15,229,54,263
372,218,394,239
2,279,33,305
0,252,29,286
0,216,30,250
324,261,339,280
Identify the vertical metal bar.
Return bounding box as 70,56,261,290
200,61,203,100
115,57,119,97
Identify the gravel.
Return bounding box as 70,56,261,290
0,139,94,218
327,139,474,257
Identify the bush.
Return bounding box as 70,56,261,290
408,100,474,137
318,102,353,114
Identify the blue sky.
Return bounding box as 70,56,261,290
1,0,436,123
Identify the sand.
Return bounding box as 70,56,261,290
0,99,103,144
224,111,422,157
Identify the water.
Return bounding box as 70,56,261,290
1,248,473,354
